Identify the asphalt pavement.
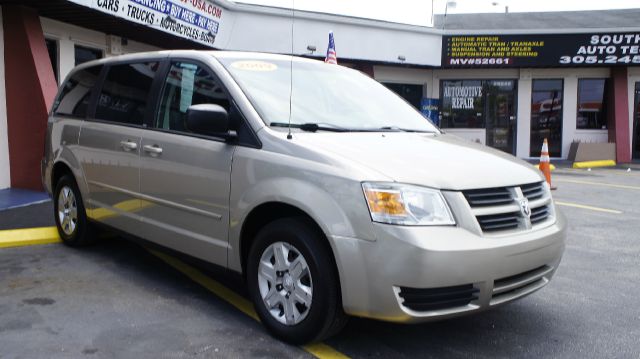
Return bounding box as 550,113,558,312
1,166,639,358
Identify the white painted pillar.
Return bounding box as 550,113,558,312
0,6,11,189
562,75,578,159
516,70,532,158
58,37,75,82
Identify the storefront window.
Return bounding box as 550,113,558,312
45,38,58,83
75,45,103,66
577,79,608,130
383,83,423,109
530,79,563,157
440,80,485,128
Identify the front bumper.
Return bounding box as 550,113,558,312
331,209,566,323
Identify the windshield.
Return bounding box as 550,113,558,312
217,57,439,133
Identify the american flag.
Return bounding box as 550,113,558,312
325,31,337,64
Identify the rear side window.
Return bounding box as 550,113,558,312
53,65,102,117
95,62,160,126
156,62,230,133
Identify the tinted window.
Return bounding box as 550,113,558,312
96,62,160,126
46,38,58,83
156,62,229,133
383,83,423,109
530,79,563,157
577,79,608,130
75,45,103,66
53,65,103,117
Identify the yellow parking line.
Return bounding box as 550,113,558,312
0,227,349,358
302,343,350,359
555,201,622,214
148,249,350,359
0,226,60,248
149,249,260,321
555,179,640,191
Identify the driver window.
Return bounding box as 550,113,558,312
156,62,230,133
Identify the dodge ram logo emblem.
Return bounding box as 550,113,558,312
519,198,531,218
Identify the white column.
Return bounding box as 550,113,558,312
562,75,578,159
0,6,11,189
58,37,75,82
516,70,532,158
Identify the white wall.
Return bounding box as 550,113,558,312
40,17,160,83
0,6,11,189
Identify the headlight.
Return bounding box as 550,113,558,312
362,182,455,226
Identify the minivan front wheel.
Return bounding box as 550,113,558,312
53,175,95,246
247,218,347,344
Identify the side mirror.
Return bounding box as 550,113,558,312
186,104,234,139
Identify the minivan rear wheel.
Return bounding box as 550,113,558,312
53,175,96,246
247,217,347,344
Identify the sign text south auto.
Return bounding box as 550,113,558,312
70,0,223,47
443,33,640,67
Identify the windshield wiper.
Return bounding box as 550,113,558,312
270,122,351,132
378,126,437,133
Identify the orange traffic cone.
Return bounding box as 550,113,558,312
538,138,557,190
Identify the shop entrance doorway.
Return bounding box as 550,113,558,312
485,81,517,154
634,83,640,160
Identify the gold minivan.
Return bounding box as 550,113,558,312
43,50,566,344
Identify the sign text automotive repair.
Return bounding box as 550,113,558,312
68,0,223,47
443,33,640,68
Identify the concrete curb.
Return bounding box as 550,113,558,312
572,160,616,169
0,226,61,248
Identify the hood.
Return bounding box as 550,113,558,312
295,132,543,190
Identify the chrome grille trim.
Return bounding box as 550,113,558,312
521,182,546,201
463,187,513,207
462,181,554,234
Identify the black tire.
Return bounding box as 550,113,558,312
53,174,96,246
247,217,348,344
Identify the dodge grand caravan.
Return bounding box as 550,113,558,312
43,51,566,344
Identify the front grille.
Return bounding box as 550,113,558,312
491,265,553,305
398,284,479,312
530,205,550,224
476,211,520,231
463,181,552,234
463,187,513,207
521,182,546,201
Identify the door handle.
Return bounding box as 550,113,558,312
120,140,138,151
143,144,163,155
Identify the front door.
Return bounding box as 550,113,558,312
138,61,234,267
485,80,517,155
634,83,640,160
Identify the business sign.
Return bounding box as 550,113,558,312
443,33,640,68
420,98,439,126
441,85,482,109
69,0,223,47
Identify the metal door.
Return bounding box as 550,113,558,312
485,80,517,155
137,61,234,266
